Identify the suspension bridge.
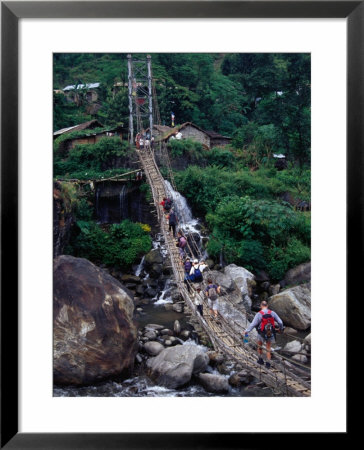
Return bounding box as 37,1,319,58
128,54,311,397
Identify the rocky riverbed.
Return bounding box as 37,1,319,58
53,242,311,397
53,186,311,396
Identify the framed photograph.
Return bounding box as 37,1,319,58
2,1,356,448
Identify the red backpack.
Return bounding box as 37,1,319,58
259,310,275,338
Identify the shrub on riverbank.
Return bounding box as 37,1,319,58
66,219,152,269
205,195,310,280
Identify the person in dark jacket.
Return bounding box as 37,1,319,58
168,209,178,237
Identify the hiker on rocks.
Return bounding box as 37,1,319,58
204,278,221,320
168,208,178,237
176,231,188,259
244,300,284,369
193,284,204,317
188,259,204,283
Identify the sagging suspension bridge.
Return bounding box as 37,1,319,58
136,145,311,397
128,54,311,397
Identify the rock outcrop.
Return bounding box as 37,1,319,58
146,343,209,389
53,255,138,385
284,262,311,286
53,182,75,258
223,264,256,310
269,283,311,330
198,373,230,394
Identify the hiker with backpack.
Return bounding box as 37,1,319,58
192,284,204,317
176,231,188,259
163,197,173,213
182,257,193,292
168,208,178,238
188,259,204,283
244,300,284,369
204,278,221,320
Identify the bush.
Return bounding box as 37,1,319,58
168,138,205,160
206,195,310,278
207,147,236,168
266,238,310,281
67,219,152,269
54,137,132,179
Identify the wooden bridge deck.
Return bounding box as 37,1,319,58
137,147,311,397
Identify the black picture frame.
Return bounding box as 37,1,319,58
1,1,356,448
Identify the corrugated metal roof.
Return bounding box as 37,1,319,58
63,82,100,91
54,120,104,136
53,125,78,136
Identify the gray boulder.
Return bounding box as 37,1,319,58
144,249,163,266
223,264,256,310
144,341,165,356
208,270,236,293
198,373,230,394
143,330,158,340
269,283,311,330
147,344,209,389
284,262,311,286
269,284,281,296
283,340,302,354
53,255,137,386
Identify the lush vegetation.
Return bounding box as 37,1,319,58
54,53,311,279
206,196,310,280
54,53,310,166
175,164,310,217
174,162,310,280
58,181,152,269
54,136,133,180
67,219,152,269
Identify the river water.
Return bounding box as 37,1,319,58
54,181,304,398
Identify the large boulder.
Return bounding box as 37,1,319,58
143,341,165,356
269,283,311,330
144,249,163,267
146,343,209,389
223,264,256,310
284,262,311,286
53,255,138,385
208,270,236,293
198,373,230,394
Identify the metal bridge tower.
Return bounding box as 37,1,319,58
127,54,153,145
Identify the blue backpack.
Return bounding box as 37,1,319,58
194,266,202,280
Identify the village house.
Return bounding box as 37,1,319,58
63,82,101,105
155,122,231,149
54,120,126,154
